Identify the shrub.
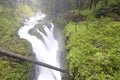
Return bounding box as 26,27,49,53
95,6,109,18
65,19,120,80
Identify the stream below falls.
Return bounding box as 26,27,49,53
18,13,62,80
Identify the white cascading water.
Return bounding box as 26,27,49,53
18,13,61,80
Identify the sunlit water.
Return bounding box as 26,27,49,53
18,13,61,80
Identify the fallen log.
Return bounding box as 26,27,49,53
0,49,67,74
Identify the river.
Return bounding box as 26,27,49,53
18,13,62,80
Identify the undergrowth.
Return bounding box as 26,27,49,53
0,4,34,80
64,17,120,80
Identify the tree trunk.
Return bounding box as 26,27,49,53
94,0,98,8
0,49,67,74
105,0,108,6
79,0,83,10
76,0,79,9
90,0,93,9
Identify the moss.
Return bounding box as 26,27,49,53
0,4,34,80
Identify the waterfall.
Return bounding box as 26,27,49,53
18,13,61,80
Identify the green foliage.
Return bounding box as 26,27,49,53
64,18,120,80
14,4,34,18
110,2,120,15
94,1,120,18
64,1,120,79
108,0,120,6
0,5,3,13
95,5,109,18
0,59,32,80
80,9,94,16
0,4,34,80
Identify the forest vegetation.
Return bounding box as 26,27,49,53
63,0,120,80
0,0,37,80
0,0,120,80
36,0,120,80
